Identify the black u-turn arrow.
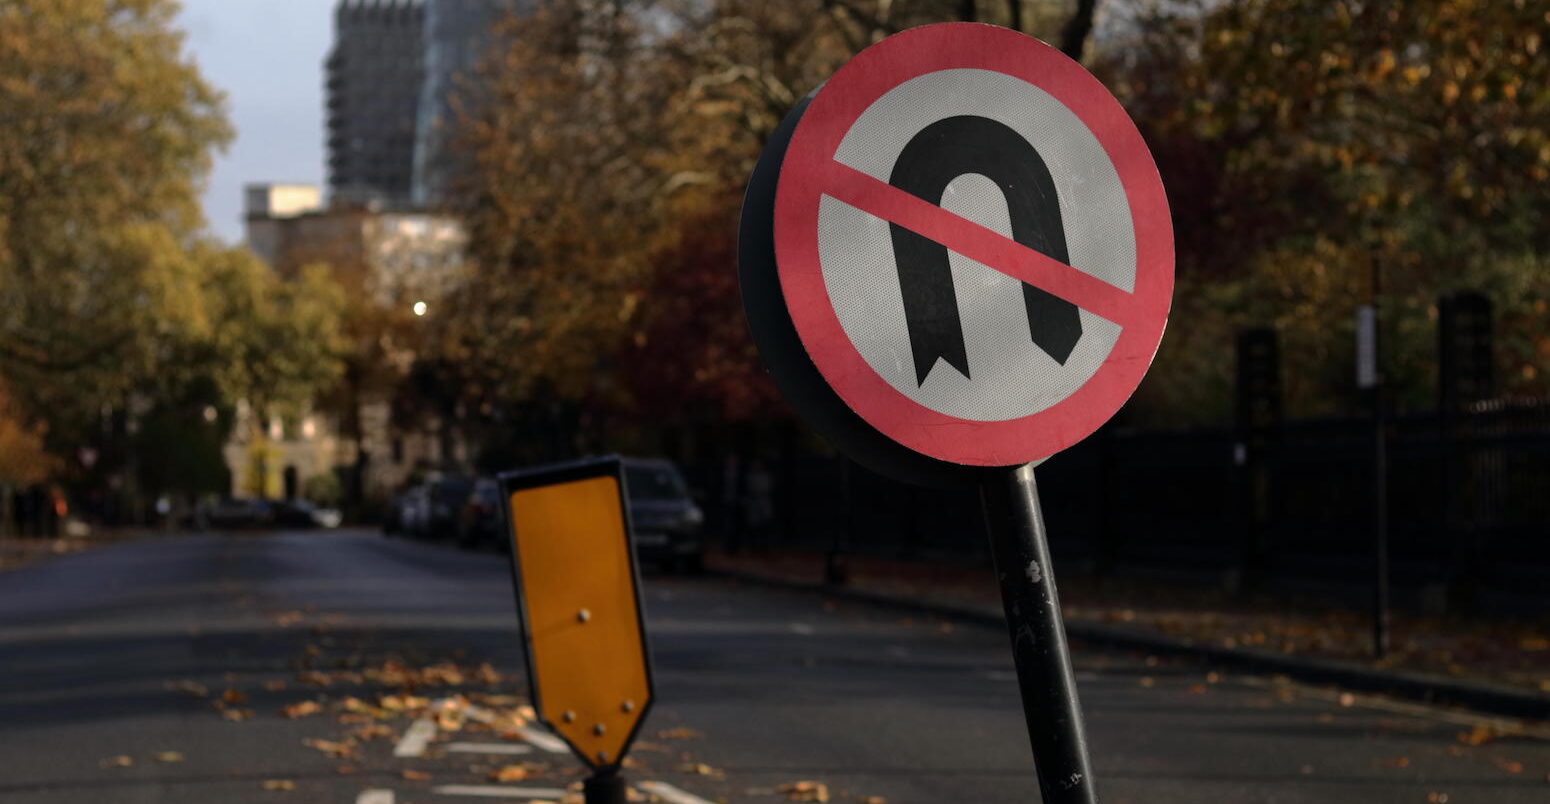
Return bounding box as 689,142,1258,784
888,115,1082,386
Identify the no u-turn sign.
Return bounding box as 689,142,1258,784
741,23,1173,480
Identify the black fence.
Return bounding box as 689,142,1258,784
682,397,1550,598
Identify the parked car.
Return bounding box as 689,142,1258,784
456,477,506,551
422,474,474,540
382,490,407,535
274,499,343,529
203,497,275,529
623,457,704,573
392,484,430,537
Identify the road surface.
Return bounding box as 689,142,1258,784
1,529,1546,803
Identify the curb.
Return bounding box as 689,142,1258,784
709,567,1550,722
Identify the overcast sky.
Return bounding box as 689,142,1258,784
177,0,334,243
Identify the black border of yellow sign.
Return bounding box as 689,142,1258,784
499,455,655,771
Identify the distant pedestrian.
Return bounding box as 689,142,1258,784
743,460,774,550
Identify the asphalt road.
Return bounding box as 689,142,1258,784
1,529,1547,804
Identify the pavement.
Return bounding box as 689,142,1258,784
705,549,1550,714
2,529,1550,803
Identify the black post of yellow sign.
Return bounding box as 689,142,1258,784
500,457,654,804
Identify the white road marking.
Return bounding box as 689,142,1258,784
430,697,497,725
431,784,569,798
637,781,716,804
514,726,570,754
461,703,497,724
789,622,816,635
393,718,438,757
443,741,535,755
355,790,395,804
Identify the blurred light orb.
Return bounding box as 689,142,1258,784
413,300,428,317
202,405,218,423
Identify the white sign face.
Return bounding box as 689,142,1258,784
763,23,1174,468
817,68,1136,422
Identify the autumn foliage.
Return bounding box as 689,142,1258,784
377,0,1550,458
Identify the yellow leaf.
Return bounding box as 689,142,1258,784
777,781,831,802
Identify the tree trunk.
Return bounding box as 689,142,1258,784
1007,0,1023,32
958,0,976,23
1060,0,1100,61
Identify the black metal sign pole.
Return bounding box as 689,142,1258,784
1371,254,1390,660
583,768,626,804
981,463,1098,804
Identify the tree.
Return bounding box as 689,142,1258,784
0,380,51,488
1103,0,1550,422
0,0,230,417
0,1,346,496
441,0,1122,455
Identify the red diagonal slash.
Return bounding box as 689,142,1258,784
818,159,1135,324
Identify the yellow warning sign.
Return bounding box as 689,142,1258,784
503,458,652,768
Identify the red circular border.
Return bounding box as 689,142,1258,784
772,23,1173,467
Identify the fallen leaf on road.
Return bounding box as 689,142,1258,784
261,779,296,791
220,708,254,722
263,680,287,692
352,723,394,741
401,769,432,781
167,680,208,698
1458,725,1498,746
1138,677,1155,688
1426,793,1450,803
154,751,185,763
478,694,524,707
283,701,322,719
99,755,134,768
1187,683,1208,694
221,689,248,704
658,728,702,740
303,738,357,759
1376,757,1411,769
297,670,333,687
1492,758,1524,774
1337,693,1356,707
490,763,547,782
336,765,357,775
777,781,830,802
678,762,723,778
860,796,887,803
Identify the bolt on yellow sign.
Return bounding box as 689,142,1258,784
501,457,654,769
